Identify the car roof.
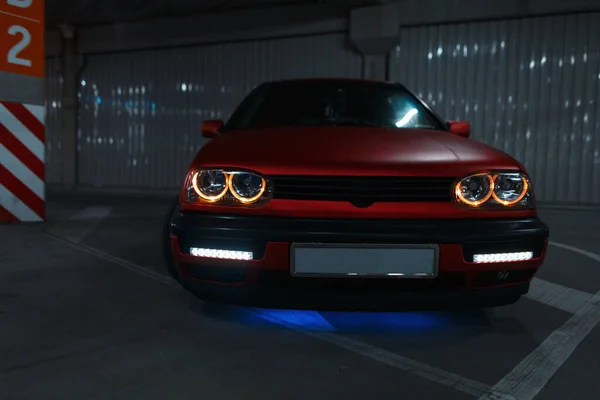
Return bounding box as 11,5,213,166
266,77,398,86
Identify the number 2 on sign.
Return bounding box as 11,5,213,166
7,25,31,67
4,0,33,66
0,0,43,76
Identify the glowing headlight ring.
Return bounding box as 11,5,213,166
191,171,228,202
455,173,495,207
491,174,529,206
227,173,266,204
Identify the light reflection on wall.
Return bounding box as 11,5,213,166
75,33,363,189
44,58,64,185
390,13,600,204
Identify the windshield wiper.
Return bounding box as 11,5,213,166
306,117,388,128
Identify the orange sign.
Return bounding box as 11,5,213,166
0,0,45,77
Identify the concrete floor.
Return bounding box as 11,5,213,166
1,191,599,400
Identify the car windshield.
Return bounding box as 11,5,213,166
224,80,445,131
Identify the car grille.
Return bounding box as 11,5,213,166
268,175,456,203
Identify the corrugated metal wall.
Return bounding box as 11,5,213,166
390,13,600,204
45,56,64,185
77,33,362,189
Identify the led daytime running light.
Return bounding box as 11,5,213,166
190,247,253,260
473,251,533,263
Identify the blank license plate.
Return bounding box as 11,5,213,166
290,244,438,278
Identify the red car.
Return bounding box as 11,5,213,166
163,78,549,311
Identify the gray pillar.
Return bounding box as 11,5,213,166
58,25,78,190
349,3,401,81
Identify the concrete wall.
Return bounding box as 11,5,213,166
44,0,600,200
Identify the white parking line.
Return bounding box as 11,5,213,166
526,278,592,314
30,227,504,397
253,308,511,398
549,241,600,264
479,243,600,400
69,206,113,221
65,206,114,243
32,227,178,288
29,228,600,400
479,288,600,400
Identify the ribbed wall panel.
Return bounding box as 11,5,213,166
77,33,362,189
45,57,64,185
390,13,600,204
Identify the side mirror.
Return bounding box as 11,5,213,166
201,120,224,138
447,121,470,138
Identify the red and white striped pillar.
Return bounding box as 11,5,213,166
0,0,46,223
0,101,45,222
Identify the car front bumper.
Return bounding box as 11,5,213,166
166,210,549,310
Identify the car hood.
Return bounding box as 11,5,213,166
194,127,520,176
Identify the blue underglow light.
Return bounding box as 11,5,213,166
253,309,336,331
320,311,448,332
196,303,484,334
245,308,451,333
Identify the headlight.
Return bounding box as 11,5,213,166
453,172,532,209
185,168,272,206
492,173,529,206
191,170,228,202
229,172,266,203
454,173,494,207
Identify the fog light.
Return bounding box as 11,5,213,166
473,251,533,263
190,247,253,260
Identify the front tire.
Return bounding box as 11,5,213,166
162,195,182,283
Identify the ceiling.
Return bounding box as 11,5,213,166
46,0,390,28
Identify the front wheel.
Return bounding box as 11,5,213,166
162,195,182,283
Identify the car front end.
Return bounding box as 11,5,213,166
163,79,549,311
165,166,549,311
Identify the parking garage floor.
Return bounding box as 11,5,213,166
1,191,599,400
